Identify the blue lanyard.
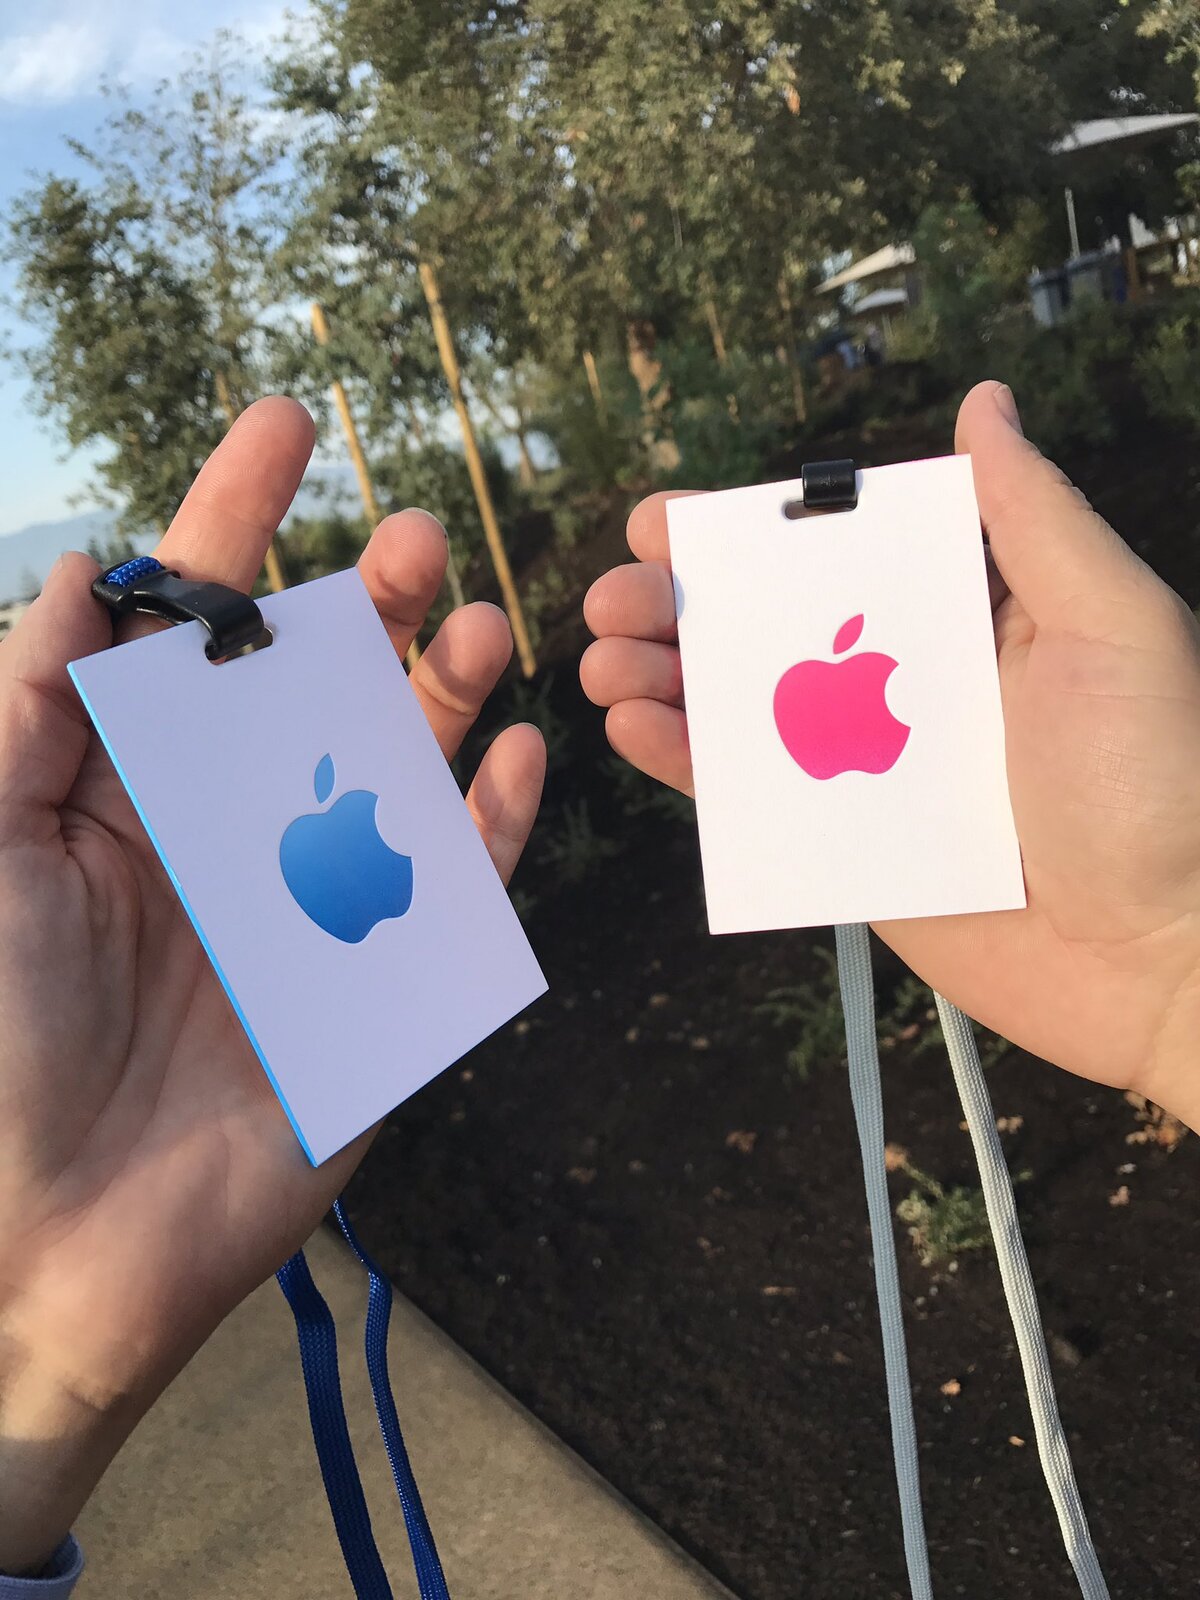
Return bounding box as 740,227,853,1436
277,1204,451,1599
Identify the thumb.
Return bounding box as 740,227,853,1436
956,381,1153,635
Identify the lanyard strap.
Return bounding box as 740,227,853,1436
332,1200,452,1600
835,923,1110,1599
278,1204,451,1600
836,923,933,1600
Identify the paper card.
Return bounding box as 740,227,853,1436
69,569,546,1165
666,455,1025,934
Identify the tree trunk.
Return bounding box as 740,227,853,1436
582,349,606,418
776,274,808,426
625,319,681,474
419,259,536,678
515,429,537,489
310,304,419,666
701,284,740,424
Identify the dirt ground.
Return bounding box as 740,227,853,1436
343,403,1200,1600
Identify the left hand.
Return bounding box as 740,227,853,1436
0,397,545,1574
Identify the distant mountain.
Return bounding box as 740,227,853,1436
0,466,361,603
0,510,122,603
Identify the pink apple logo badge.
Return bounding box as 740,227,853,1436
773,614,910,779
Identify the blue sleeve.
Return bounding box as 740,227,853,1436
0,1538,83,1596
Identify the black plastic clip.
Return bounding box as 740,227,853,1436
800,458,858,511
92,556,273,661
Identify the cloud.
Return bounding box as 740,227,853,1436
0,2,295,105
0,20,110,103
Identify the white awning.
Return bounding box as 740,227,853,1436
1051,113,1199,157
816,242,915,294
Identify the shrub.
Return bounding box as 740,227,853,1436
539,800,619,885
754,946,846,1079
896,1164,992,1269
1136,309,1200,431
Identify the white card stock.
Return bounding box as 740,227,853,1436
666,455,1025,934
70,568,546,1164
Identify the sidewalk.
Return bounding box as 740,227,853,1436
77,1225,736,1599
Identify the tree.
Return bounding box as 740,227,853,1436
322,0,1079,467
5,38,283,534
7,176,220,535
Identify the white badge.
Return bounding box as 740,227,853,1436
667,455,1025,934
70,569,546,1165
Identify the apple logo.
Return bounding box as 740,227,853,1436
773,614,910,779
279,754,414,943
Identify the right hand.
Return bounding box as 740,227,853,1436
581,380,1200,1132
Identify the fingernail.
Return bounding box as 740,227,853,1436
994,384,1024,437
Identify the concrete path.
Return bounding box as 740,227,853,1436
77,1225,735,1599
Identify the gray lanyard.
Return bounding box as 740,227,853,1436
836,922,1110,1599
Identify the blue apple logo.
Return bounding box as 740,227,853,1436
279,754,414,943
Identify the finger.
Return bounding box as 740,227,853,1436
580,636,683,709
985,546,1009,614
358,509,449,662
0,553,110,837
626,489,702,563
465,722,547,885
605,699,694,796
583,562,677,642
409,602,513,761
155,397,314,589
956,381,1151,633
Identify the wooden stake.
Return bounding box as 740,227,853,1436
776,273,808,426
582,349,606,418
703,295,729,368
701,283,740,424
418,260,536,677
215,370,288,593
310,303,419,669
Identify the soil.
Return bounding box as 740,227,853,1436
342,403,1200,1600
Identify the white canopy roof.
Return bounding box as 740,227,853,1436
1051,113,1199,156
816,242,914,294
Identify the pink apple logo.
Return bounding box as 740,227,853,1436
773,614,910,779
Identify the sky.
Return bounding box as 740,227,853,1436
0,0,293,536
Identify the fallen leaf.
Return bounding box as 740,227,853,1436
940,1379,961,1397
762,1285,797,1297
566,1166,597,1185
725,1129,758,1155
884,1142,909,1172
1108,1185,1131,1207
1009,1435,1025,1448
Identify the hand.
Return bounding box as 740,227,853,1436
582,380,1200,1131
0,398,545,1574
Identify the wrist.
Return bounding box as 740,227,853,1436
1144,957,1200,1137
0,1321,140,1575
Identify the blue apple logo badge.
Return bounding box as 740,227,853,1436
279,754,414,943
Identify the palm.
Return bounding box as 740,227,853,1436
581,381,1200,1124
880,580,1200,1097
0,399,546,1415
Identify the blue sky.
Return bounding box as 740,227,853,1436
0,0,292,535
